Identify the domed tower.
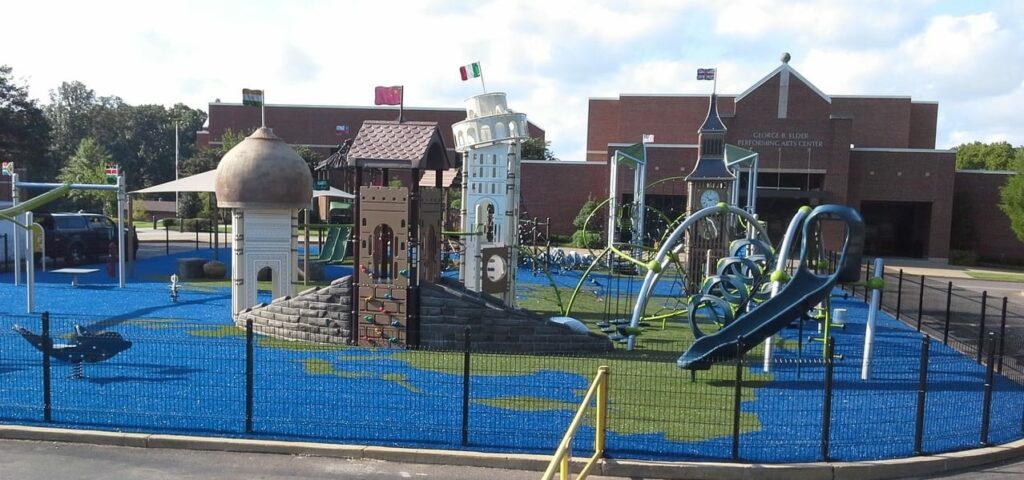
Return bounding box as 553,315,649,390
451,93,529,306
215,127,313,318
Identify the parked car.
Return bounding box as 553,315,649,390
34,212,139,266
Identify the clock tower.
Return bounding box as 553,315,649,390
684,93,736,289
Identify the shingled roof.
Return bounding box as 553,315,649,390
347,120,454,171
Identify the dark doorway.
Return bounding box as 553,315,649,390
860,201,931,258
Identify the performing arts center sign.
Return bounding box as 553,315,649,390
736,131,824,149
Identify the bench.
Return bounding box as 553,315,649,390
50,268,100,287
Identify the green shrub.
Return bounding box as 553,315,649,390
161,218,178,228
571,230,602,248
183,218,212,232
549,234,572,245
949,249,978,266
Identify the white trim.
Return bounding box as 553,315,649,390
209,102,466,112
607,142,697,148
911,101,939,105
832,95,912,99
522,159,602,165
588,97,619,101
851,148,954,153
617,93,736,98
735,64,831,104
956,169,1015,175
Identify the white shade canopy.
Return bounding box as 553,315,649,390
132,170,354,199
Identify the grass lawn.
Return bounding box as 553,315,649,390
965,270,1024,283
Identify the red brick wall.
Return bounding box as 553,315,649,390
953,171,1024,261
586,99,620,161
520,161,608,236
847,150,955,258
909,103,938,149
832,97,912,148
204,104,544,157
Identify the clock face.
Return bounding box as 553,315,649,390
486,254,507,282
699,190,720,208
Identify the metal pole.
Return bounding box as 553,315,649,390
977,291,988,363
914,335,930,455
943,281,952,345
861,258,883,380
175,122,180,216
732,337,744,461
822,337,835,462
12,173,19,286
916,275,925,331
896,269,904,320
25,211,34,313
304,208,310,286
246,318,254,433
462,326,471,447
42,311,51,423
981,332,996,446
998,297,1008,374
117,174,126,288
165,226,170,256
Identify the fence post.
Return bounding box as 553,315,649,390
822,337,835,462
914,335,930,455
916,275,925,331
42,311,52,423
462,326,471,447
981,332,996,447
998,297,1008,374
194,228,199,250
977,292,988,363
732,337,744,461
245,318,254,433
165,226,170,256
943,282,952,345
864,263,871,301
896,270,904,320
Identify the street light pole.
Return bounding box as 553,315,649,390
175,122,180,215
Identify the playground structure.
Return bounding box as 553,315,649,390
452,92,529,306
2,173,130,313
12,323,132,378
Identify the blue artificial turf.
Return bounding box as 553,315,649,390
0,250,1021,463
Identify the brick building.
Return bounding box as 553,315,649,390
528,57,958,260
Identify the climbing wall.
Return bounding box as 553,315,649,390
419,187,443,283
356,186,411,347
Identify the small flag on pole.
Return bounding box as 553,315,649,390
105,165,119,184
459,62,482,81
374,86,403,106
642,134,655,144
1,162,13,176
697,68,716,81
335,125,349,136
242,88,264,106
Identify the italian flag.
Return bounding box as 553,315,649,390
459,62,482,81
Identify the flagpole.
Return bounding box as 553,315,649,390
480,72,487,94
261,90,266,127
398,86,404,123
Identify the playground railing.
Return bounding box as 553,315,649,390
541,365,608,480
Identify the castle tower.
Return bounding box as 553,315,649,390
452,93,529,306
684,93,736,289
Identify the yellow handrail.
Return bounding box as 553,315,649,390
541,366,609,480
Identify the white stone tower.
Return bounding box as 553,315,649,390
215,127,313,319
452,93,529,306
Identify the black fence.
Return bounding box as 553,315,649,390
1,304,1022,464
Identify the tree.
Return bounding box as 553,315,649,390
0,65,52,178
1000,158,1024,242
294,145,323,174
956,141,1017,171
571,196,603,247
58,138,116,215
521,137,558,161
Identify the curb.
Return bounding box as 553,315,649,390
0,425,1021,479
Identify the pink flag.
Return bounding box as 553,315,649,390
374,86,403,105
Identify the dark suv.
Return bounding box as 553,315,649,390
35,213,138,266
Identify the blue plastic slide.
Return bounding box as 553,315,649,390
677,205,864,370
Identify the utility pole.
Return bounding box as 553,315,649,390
175,121,180,215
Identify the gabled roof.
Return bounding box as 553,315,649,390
347,121,454,171
735,63,831,104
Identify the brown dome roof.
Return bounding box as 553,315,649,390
215,127,312,209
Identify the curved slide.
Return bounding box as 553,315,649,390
677,205,864,371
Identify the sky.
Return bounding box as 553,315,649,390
3,0,1022,161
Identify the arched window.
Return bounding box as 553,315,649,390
495,122,507,139
508,122,517,137
480,125,492,141
485,203,495,242
457,131,465,147
475,200,495,242
372,224,395,282
467,127,477,144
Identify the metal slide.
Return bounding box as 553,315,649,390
0,184,71,222
677,205,865,370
